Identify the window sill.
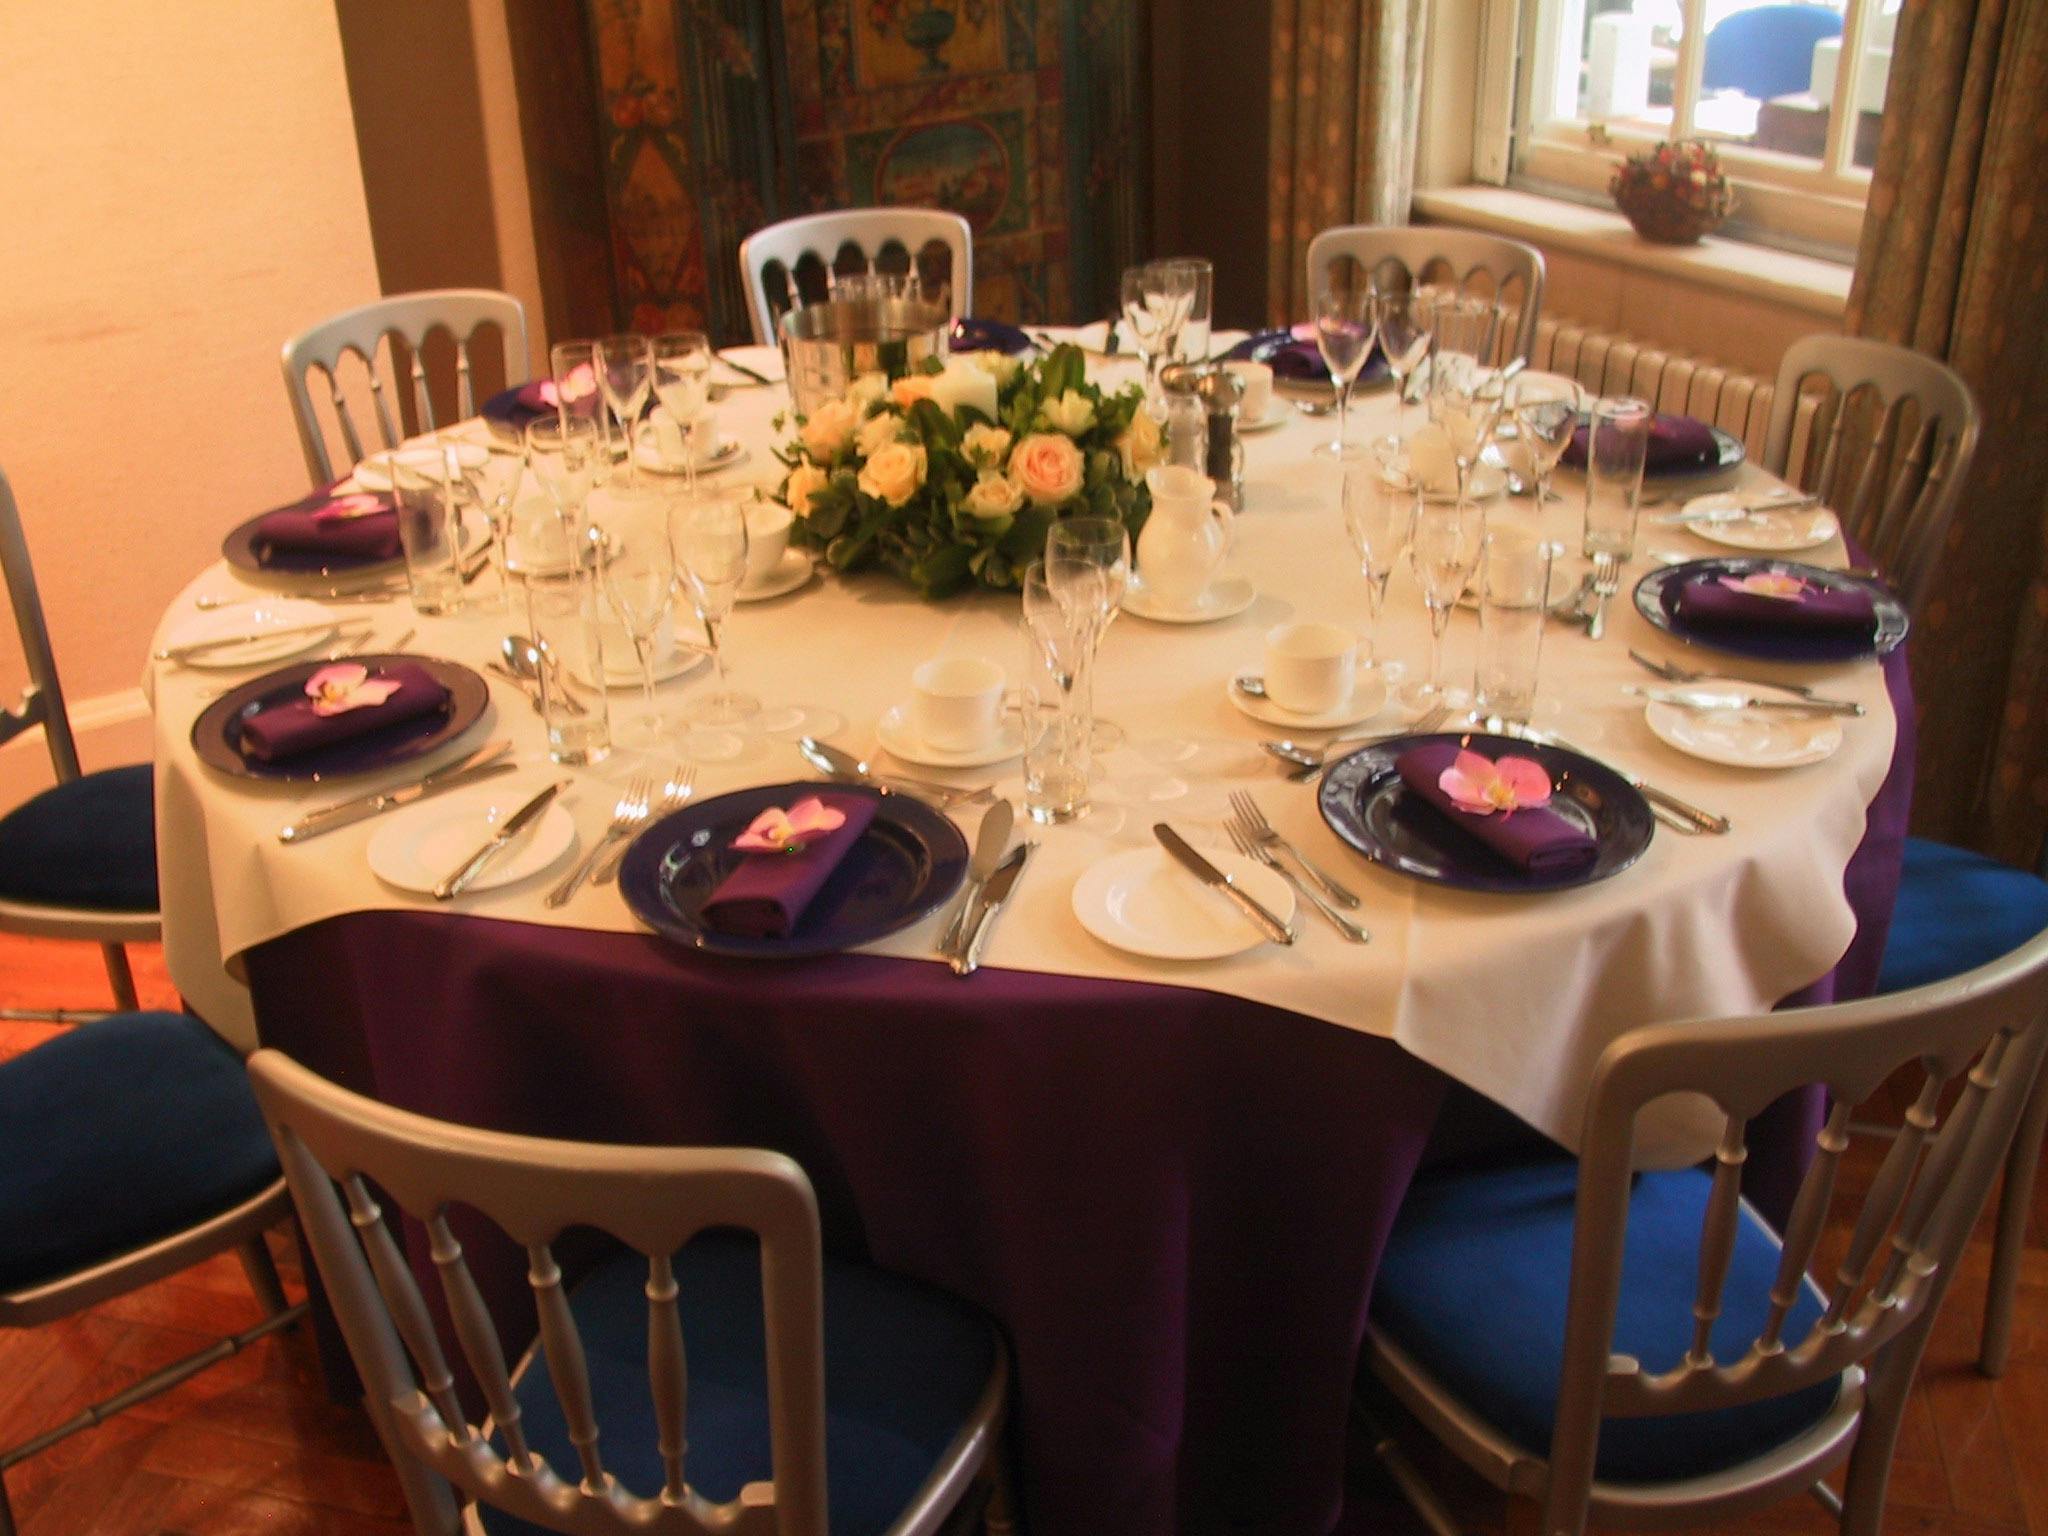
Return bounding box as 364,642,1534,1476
1411,186,1852,320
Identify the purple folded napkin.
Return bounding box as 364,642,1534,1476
236,662,450,763
1562,412,1718,473
1394,742,1599,877
1672,572,1877,636
253,491,401,563
1222,329,1328,381
700,792,880,939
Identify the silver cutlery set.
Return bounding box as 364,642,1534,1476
940,800,1032,976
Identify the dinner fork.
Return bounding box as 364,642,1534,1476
1226,823,1370,944
1586,553,1622,641
546,776,651,908
1227,790,1360,908
594,762,695,885
1627,647,1819,700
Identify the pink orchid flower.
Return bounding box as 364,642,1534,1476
732,796,848,854
1438,750,1554,816
311,493,389,523
538,363,598,409
304,663,403,718
1718,570,1811,601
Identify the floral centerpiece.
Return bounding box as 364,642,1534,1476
1611,139,1736,245
774,344,1157,597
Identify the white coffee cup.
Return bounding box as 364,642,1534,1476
651,407,722,465
1263,622,1358,714
910,656,1006,752
743,499,793,586
1226,360,1274,421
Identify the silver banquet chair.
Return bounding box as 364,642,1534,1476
247,1048,1015,1536
738,208,973,347
0,466,158,1017
1360,926,2048,1536
1305,224,1545,364
281,288,529,487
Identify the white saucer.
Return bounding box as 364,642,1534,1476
367,779,577,895
1380,456,1508,503
595,645,710,689
633,428,748,478
875,703,1024,768
350,441,491,492
1680,493,1841,553
1226,669,1389,730
161,600,340,667
1235,401,1294,434
736,549,815,602
1071,844,1297,960
1643,685,1844,769
1122,574,1256,624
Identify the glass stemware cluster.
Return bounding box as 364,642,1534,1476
1120,261,1197,418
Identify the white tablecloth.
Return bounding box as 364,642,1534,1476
149,330,1896,1159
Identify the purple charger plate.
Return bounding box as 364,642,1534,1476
190,654,491,783
618,781,969,959
1635,556,1908,663
1317,731,1654,893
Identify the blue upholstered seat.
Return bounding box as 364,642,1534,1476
1878,837,2048,996
481,1233,998,1536
0,763,157,913
1370,1159,1842,1484
0,1012,278,1293
1701,5,1843,102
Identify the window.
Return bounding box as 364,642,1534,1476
1477,0,1899,256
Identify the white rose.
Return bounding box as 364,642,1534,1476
1115,407,1162,479
1040,388,1097,436
969,350,1022,384
782,462,830,519
858,441,928,507
847,372,889,411
798,398,857,463
1008,432,1086,507
857,408,906,459
963,472,1025,523
961,423,1013,471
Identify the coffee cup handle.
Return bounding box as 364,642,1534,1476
1210,498,1236,556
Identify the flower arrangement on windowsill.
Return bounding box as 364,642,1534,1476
1611,139,1737,245
773,345,1157,599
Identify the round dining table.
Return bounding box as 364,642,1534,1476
148,327,1911,1536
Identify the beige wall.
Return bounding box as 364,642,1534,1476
0,1,381,789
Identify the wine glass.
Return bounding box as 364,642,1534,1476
1342,453,1416,677
1428,352,1507,513
463,441,527,612
1120,262,1196,418
1404,499,1485,712
671,495,757,726
595,334,654,487
1314,283,1378,459
594,485,676,748
650,331,713,501
524,416,602,568
1375,290,1433,437
549,341,611,485
1511,375,1584,510
1046,516,1131,752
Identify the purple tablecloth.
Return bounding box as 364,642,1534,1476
245,645,1913,1536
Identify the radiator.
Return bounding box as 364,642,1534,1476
1526,317,1788,461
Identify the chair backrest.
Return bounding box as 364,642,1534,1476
1541,926,2048,1533
1763,334,1979,616
737,208,973,347
245,1049,830,1536
1305,225,1545,365
0,466,83,786
1702,6,1843,102
280,289,529,488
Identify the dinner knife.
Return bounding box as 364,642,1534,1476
941,799,1014,960
1628,685,1865,718
1655,494,1820,525
432,780,565,901
279,740,516,843
715,350,777,386
1153,824,1295,946
156,618,369,662
952,841,1031,977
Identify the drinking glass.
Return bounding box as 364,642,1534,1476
595,334,654,486
1511,375,1583,510
1020,559,1093,824
1047,516,1132,753
650,331,713,500
1376,289,1434,435
1314,282,1377,459
1161,257,1214,363
388,450,464,616
1583,396,1653,560
1428,352,1507,511
1473,527,1554,725
463,441,527,612
1404,499,1484,710
594,485,676,748
526,569,611,765
524,416,602,553
671,495,758,726
549,340,612,484
1342,453,1416,674
1120,261,1196,417
1430,294,1502,370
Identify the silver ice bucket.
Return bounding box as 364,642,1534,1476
779,293,950,416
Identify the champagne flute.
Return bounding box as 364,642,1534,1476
1314,283,1377,459
595,334,654,487
524,416,602,565
1342,453,1416,677
1511,375,1584,509
1428,353,1506,513
549,341,611,485
595,485,676,748
650,331,713,501
1120,261,1196,418
1403,499,1484,712
1047,516,1132,752
1020,558,1094,822
671,495,757,726
463,440,527,612
1376,290,1433,437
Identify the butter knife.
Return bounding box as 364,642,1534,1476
941,800,1013,959
1153,824,1295,946
157,618,368,662
951,841,1031,977
1499,722,1732,835
1627,685,1865,718
278,740,515,843
432,780,565,900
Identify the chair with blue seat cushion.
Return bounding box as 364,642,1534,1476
1362,926,2048,1536
1702,5,1843,103
0,466,160,1016
0,1013,301,1534
246,1049,1013,1536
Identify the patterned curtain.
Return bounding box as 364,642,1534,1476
1846,0,2048,867
1266,0,1428,324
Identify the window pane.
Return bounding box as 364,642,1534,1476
1532,0,1682,134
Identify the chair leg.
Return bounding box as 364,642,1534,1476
0,1465,16,1536
981,1450,1017,1536
238,1232,293,1319
1982,1060,2048,1377
99,944,139,1012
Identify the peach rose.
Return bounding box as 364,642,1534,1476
963,471,1025,523
891,373,939,409
1009,432,1086,508
782,462,830,518
847,371,889,411
1115,407,1161,479
857,408,906,459
799,398,857,463
858,441,928,507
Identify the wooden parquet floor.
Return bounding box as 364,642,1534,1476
0,936,2042,1535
